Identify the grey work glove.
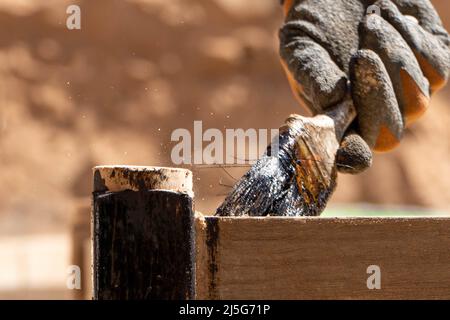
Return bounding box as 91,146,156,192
279,0,450,174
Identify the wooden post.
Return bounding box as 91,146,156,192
92,166,195,300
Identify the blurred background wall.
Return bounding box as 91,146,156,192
0,0,448,299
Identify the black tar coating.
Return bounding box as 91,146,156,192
216,119,335,217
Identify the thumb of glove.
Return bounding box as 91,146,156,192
336,131,373,174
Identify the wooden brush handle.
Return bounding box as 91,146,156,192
324,98,357,142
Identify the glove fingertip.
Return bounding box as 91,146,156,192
336,133,373,175
350,49,404,149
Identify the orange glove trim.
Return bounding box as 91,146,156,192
374,125,400,152
283,0,295,16
400,68,430,126
413,50,447,93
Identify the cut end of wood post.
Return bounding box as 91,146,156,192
92,165,195,300
93,165,193,197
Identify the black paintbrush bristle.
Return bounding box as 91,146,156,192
216,118,337,217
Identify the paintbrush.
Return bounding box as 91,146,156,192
216,98,356,217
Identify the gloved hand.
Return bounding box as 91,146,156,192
279,0,450,174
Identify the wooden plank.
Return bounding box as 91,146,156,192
92,166,195,300
196,216,450,300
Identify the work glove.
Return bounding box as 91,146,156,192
279,0,450,174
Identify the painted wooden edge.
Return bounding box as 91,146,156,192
194,212,208,299
93,165,193,197
194,214,450,300
202,215,450,223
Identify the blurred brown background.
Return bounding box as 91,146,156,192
0,0,448,299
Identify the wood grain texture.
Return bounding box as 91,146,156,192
93,165,193,197
93,190,195,300
196,216,450,300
